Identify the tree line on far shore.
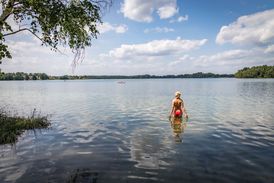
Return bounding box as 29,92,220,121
0,65,273,80
0,72,234,80
235,65,274,78
0,72,50,80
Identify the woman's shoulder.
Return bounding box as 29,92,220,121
174,98,182,102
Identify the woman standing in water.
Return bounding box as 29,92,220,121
169,91,188,119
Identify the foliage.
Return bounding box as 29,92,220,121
235,65,274,78
0,71,50,80
0,108,50,144
0,0,111,61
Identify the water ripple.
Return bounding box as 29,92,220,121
0,79,274,182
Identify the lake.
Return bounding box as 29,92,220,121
0,79,274,183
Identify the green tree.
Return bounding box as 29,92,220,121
0,71,3,79
32,74,37,80
0,0,111,62
24,74,29,80
4,73,14,80
14,72,24,80
235,65,274,78
60,75,69,80
40,73,49,80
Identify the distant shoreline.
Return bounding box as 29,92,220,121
2,78,274,81
1,65,273,80
0,72,234,81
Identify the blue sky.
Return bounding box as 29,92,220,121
2,0,274,75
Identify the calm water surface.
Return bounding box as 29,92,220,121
0,79,274,183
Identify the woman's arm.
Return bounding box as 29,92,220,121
169,100,175,117
181,100,188,118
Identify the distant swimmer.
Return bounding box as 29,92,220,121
169,91,188,119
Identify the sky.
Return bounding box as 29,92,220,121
1,0,274,75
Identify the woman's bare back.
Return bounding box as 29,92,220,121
173,98,183,110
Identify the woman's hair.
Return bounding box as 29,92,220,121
175,91,181,97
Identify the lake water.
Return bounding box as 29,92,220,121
0,79,274,183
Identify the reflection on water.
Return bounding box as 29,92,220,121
170,117,187,143
0,79,274,183
67,169,99,183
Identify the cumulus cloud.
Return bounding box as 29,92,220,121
213,9,274,72
195,49,252,66
96,46,274,75
97,22,128,34
193,48,274,72
121,0,178,22
121,0,154,22
1,40,73,75
4,38,273,75
168,54,193,66
144,27,174,33
165,48,274,74
216,9,274,46
157,4,178,19
103,38,207,60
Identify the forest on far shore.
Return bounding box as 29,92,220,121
0,72,233,80
0,65,273,80
234,65,274,78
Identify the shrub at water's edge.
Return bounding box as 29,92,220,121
235,65,274,78
0,109,50,144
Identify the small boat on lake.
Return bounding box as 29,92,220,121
117,81,126,84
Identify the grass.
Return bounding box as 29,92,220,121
0,108,50,144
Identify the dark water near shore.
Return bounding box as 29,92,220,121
0,79,274,183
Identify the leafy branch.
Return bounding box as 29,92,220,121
0,0,112,65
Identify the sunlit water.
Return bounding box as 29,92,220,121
0,79,274,183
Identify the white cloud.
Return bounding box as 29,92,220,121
157,4,178,19
3,38,273,75
97,22,128,34
6,41,52,56
213,9,274,73
177,15,189,22
93,47,274,75
1,40,73,75
165,48,274,74
121,0,154,22
144,27,174,33
169,54,193,66
195,49,252,66
104,38,207,60
121,0,178,22
193,48,274,71
216,9,274,46
264,44,274,53
169,15,189,23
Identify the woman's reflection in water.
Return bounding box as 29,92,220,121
170,116,187,143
